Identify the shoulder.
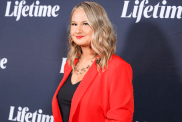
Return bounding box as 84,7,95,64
64,58,79,73
107,54,133,85
108,54,131,68
106,54,133,77
63,59,71,73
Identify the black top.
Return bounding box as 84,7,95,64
57,73,80,122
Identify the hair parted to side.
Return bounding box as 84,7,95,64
67,1,117,72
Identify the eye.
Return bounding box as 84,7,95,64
83,23,89,25
71,23,77,26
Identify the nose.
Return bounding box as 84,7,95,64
75,25,82,33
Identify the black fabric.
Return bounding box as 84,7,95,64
57,73,80,122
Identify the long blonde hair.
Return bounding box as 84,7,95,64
67,1,117,72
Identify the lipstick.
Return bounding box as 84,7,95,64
76,36,84,39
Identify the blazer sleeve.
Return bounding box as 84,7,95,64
105,61,134,122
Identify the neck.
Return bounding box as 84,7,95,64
80,46,96,61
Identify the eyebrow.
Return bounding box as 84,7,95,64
71,21,88,23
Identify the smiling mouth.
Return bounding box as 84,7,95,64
76,36,84,39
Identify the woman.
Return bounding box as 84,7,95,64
52,1,134,122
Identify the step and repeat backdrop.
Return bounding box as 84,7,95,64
0,0,182,122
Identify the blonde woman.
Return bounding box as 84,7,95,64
52,1,134,122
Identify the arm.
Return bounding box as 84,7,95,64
105,61,134,122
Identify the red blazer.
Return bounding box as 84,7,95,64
52,54,134,122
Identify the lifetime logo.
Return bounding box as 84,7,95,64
121,0,182,23
8,106,54,122
0,58,8,69
5,0,60,21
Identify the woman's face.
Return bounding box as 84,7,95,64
71,9,94,47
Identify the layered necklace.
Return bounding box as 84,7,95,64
74,55,95,75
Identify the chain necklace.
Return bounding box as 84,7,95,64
74,60,94,75
74,56,95,75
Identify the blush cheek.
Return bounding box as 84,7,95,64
70,28,75,35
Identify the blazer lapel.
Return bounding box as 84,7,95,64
53,58,79,102
52,60,73,122
52,57,98,122
69,58,98,122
